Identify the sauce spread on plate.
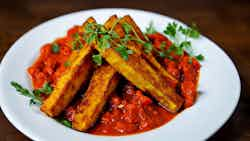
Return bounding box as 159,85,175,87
28,28,200,135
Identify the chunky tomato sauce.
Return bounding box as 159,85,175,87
28,27,200,135
88,84,176,135
27,26,81,89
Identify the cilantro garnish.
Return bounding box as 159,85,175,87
51,43,60,53
143,42,153,54
145,21,156,34
92,54,102,66
115,45,133,60
10,81,42,105
33,82,53,95
64,61,71,67
122,23,132,34
164,22,178,38
163,21,204,61
195,54,204,61
56,118,72,128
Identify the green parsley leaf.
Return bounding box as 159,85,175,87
121,34,132,44
122,23,132,34
86,33,97,45
99,26,107,34
57,118,72,128
92,54,102,66
115,45,133,60
178,24,200,39
195,54,204,61
34,82,53,95
159,51,166,58
180,41,191,48
189,23,200,38
29,98,41,105
10,81,42,105
85,23,95,33
64,61,71,67
143,42,153,54
98,35,111,49
51,43,60,53
110,31,120,39
164,22,177,38
175,46,184,55
71,33,84,50
11,81,33,98
167,44,176,53
145,21,156,34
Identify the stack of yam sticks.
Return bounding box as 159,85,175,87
40,15,184,132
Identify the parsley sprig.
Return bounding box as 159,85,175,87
83,19,204,65
92,54,102,66
145,21,157,35
51,43,60,53
56,118,72,128
163,22,204,61
115,45,133,60
33,82,53,95
83,20,136,65
10,81,53,105
72,33,84,50
10,81,42,105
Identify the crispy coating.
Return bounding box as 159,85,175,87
72,65,119,131
120,15,177,83
95,15,183,113
40,18,96,117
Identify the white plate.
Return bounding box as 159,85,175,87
0,8,240,141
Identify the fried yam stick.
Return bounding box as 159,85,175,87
120,15,177,83
40,18,96,117
72,65,119,131
94,15,183,113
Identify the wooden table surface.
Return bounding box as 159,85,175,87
0,0,249,140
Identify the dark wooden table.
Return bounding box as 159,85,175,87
0,0,249,140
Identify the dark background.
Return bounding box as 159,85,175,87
0,0,249,140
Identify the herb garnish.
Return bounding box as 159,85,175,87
164,22,178,38
178,23,200,38
33,82,53,95
83,20,135,63
115,45,133,60
72,33,84,50
195,54,204,61
64,60,71,67
92,54,102,66
51,43,60,53
10,81,42,105
83,19,203,65
162,22,204,61
145,21,156,34
57,118,72,128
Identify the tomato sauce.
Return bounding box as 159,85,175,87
27,26,81,89
88,83,176,135
28,29,200,135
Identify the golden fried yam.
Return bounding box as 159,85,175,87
120,15,177,83
94,15,183,113
72,65,119,131
40,18,96,117
95,45,183,113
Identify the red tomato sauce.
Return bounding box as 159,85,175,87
27,26,81,89
28,30,200,135
88,84,176,135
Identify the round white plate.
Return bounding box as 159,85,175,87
0,8,241,141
